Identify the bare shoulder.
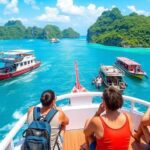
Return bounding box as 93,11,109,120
28,106,34,114
56,107,62,111
88,116,101,127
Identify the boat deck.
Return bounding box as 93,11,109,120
63,129,149,150
63,129,85,150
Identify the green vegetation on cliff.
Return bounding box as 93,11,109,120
0,20,80,40
87,8,150,47
62,28,80,38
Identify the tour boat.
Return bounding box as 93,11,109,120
100,65,126,91
0,49,41,81
115,57,147,79
50,38,60,43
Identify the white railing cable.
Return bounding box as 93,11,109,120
0,92,149,150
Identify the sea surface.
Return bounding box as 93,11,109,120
0,37,150,140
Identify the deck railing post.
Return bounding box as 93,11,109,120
130,101,135,114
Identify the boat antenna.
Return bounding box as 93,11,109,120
74,61,81,89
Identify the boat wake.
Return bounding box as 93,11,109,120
28,39,34,42
0,72,37,86
38,62,52,73
0,122,15,139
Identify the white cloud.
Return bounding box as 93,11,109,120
36,0,109,34
37,7,70,23
4,0,19,14
24,0,39,10
57,0,85,15
0,0,8,4
127,5,149,16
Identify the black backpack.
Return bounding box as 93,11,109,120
23,107,58,150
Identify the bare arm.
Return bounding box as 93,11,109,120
27,106,34,124
141,107,150,126
84,117,97,146
59,110,69,127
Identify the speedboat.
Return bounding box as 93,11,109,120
100,65,126,91
115,57,147,79
0,49,41,81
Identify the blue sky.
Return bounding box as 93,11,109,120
0,0,149,35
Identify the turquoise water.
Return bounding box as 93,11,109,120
0,37,150,139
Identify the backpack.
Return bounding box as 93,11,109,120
23,107,58,150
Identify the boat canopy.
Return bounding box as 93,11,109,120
101,65,124,77
1,49,33,55
117,57,140,66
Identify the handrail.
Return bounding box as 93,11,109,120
0,92,150,150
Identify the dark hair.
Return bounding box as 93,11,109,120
40,90,55,107
103,86,123,111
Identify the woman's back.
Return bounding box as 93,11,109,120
96,113,131,150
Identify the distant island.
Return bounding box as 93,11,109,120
0,20,80,40
62,28,80,38
87,8,150,48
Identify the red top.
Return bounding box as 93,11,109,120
96,113,131,150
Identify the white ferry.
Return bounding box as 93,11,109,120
0,49,41,81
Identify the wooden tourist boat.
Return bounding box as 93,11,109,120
115,57,147,79
0,49,41,81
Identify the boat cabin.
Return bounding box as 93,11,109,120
116,57,143,73
0,49,41,80
0,50,36,73
100,65,126,91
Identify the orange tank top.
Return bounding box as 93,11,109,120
96,113,131,150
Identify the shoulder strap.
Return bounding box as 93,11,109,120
45,109,58,123
33,107,41,121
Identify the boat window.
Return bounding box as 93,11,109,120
31,60,33,63
20,63,23,66
24,62,27,65
28,61,30,64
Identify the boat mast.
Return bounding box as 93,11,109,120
75,61,81,89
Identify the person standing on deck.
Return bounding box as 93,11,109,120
27,89,69,149
83,86,132,150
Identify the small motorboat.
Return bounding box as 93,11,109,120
92,76,102,89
